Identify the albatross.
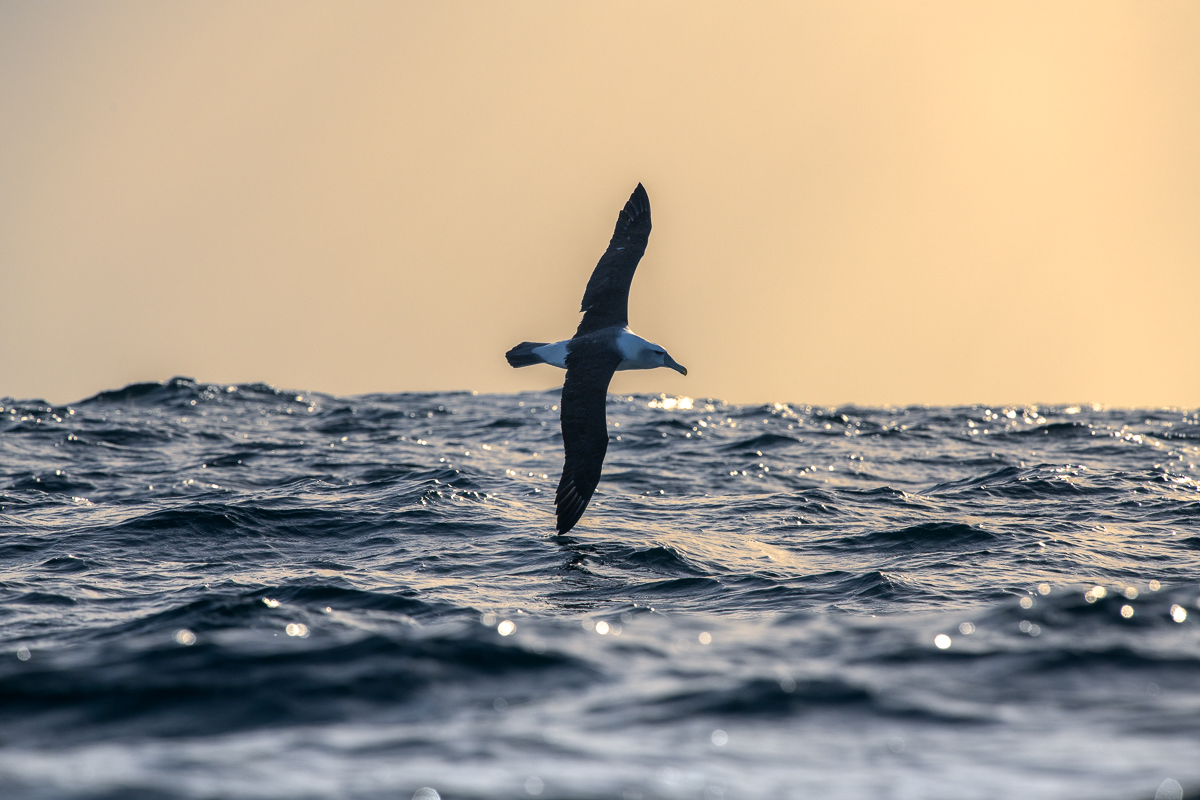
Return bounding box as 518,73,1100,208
505,183,687,534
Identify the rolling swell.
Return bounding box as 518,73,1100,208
1,381,1198,799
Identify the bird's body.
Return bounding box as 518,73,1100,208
506,184,686,533
512,329,677,372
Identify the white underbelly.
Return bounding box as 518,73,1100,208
532,340,569,369
616,329,656,370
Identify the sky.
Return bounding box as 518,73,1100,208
2,1,1197,407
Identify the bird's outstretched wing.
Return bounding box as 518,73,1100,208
555,337,622,533
575,183,651,336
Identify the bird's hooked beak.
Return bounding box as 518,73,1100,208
664,354,688,376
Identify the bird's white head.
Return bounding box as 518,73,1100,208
617,331,687,375
655,347,688,376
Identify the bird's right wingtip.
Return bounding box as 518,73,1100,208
555,478,591,533
555,505,582,534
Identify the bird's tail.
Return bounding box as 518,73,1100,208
505,342,549,368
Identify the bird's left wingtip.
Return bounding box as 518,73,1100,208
623,183,650,220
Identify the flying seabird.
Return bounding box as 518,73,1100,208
505,184,687,534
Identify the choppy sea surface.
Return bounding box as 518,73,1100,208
2,378,1199,800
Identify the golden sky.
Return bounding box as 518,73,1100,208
2,2,1197,406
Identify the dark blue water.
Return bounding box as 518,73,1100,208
2,377,1198,800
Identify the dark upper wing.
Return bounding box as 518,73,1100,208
555,337,622,533
574,183,651,336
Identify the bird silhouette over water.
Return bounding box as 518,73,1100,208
506,184,687,533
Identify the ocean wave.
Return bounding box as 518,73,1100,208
1,380,1198,797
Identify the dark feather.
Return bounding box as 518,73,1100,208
505,341,549,368
574,184,651,336
555,334,622,533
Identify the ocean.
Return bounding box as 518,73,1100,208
1,377,1198,800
